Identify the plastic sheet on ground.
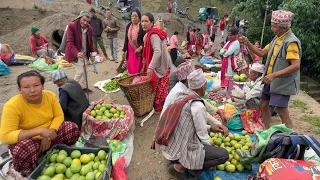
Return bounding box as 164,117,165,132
93,73,124,93
200,163,260,180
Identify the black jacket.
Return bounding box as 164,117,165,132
90,15,103,37
122,22,145,54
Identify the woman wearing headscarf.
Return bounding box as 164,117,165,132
220,28,240,100
141,12,171,113
29,26,54,58
51,69,89,130
122,9,146,75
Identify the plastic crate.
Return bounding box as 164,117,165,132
28,144,112,180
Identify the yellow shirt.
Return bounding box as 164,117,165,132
264,30,300,74
0,90,64,144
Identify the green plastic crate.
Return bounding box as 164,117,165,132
28,144,112,180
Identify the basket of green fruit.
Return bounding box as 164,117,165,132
118,73,155,117
81,100,134,140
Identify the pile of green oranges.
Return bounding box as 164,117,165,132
209,130,253,173
36,149,109,180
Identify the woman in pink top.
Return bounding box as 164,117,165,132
169,31,179,64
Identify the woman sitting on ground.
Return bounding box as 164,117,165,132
52,69,89,130
0,70,80,176
29,26,55,58
200,45,215,65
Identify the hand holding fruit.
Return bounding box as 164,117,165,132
210,125,228,136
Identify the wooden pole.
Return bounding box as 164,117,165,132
260,0,269,46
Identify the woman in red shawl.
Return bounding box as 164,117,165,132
141,12,171,113
195,28,203,55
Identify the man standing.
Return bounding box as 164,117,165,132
219,17,225,38
173,0,178,14
206,17,212,34
103,8,120,63
89,8,108,60
65,11,94,93
240,10,301,129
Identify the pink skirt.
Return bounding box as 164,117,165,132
127,43,142,75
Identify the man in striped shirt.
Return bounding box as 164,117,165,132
162,69,229,179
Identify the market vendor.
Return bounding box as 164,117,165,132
168,56,186,92
29,26,55,58
162,62,229,127
0,70,80,176
161,69,229,179
200,45,215,65
52,69,89,130
232,63,265,109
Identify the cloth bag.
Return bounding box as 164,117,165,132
258,158,320,180
81,100,134,140
240,108,263,134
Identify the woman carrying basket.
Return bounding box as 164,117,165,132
141,12,171,113
122,8,146,75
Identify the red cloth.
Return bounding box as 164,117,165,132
220,20,225,31
8,121,80,176
29,35,48,56
151,69,170,112
142,28,169,112
0,53,13,65
221,39,237,87
206,19,212,26
153,94,201,147
142,28,167,73
65,20,94,63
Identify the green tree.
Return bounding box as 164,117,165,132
232,0,320,80
280,0,320,79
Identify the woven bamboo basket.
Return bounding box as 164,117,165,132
118,73,155,117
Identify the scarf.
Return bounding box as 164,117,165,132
142,28,167,72
34,35,41,47
221,38,237,83
128,23,140,50
151,94,201,149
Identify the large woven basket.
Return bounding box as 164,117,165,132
118,73,155,117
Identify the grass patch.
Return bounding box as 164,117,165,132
292,99,308,110
312,130,320,135
302,115,320,127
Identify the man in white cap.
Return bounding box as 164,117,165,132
158,69,228,179
65,11,95,93
232,63,265,109
162,62,229,126
240,10,301,129
52,69,89,130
